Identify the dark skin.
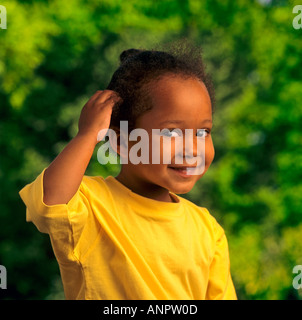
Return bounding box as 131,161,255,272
114,75,215,203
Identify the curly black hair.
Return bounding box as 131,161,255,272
106,38,215,131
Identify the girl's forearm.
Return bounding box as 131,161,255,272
43,132,97,205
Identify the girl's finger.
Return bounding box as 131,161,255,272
84,90,104,107
104,93,121,104
89,90,104,103
96,90,119,104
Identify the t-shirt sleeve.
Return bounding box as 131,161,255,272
205,220,237,300
19,168,89,263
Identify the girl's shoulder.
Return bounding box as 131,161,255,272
176,195,224,236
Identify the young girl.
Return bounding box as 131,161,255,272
19,41,237,300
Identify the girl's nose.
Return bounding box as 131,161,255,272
183,131,200,159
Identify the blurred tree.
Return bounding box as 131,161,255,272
0,0,301,299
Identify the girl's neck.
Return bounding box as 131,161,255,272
115,171,174,203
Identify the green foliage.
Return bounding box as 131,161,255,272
0,0,301,299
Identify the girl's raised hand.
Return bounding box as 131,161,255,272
78,90,122,144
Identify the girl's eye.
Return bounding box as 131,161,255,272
160,128,183,138
197,129,210,138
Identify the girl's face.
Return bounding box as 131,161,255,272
117,75,214,199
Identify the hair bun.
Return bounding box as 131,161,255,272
119,49,142,64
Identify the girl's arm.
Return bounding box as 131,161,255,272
43,90,121,206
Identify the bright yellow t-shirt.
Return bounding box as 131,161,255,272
19,168,237,300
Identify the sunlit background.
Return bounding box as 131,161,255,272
0,0,301,300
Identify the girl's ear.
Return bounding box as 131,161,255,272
109,126,128,160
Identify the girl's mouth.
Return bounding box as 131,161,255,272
168,165,202,177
